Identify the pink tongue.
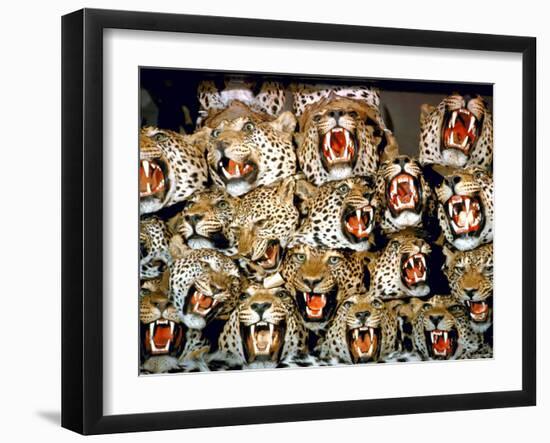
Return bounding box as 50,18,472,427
307,294,326,310
330,131,347,155
433,334,449,353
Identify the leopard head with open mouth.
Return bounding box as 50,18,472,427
419,94,493,170
377,155,431,232
218,286,308,366
292,177,380,252
168,188,238,254
317,294,398,364
231,178,299,279
443,243,493,332
139,127,209,214
296,94,390,186
413,295,474,360
140,292,186,361
169,249,241,330
433,166,494,251
206,113,297,197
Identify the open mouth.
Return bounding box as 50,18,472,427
241,320,285,363
347,326,380,363
465,299,492,322
401,253,427,287
442,109,479,155
446,195,484,236
139,159,167,198
256,241,281,271
321,127,357,169
425,328,458,359
141,319,184,357
296,288,338,322
342,205,374,241
217,157,258,183
387,173,421,215
186,286,219,317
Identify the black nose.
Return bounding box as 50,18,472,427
303,277,322,290
216,140,228,152
185,214,203,225
463,289,477,299
154,299,169,312
430,315,444,326
328,110,343,120
251,302,272,317
355,310,371,322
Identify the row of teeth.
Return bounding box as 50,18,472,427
352,327,376,357
250,321,275,355
304,292,326,319
449,110,477,133
148,319,176,353
193,297,215,315
448,197,482,234
345,208,374,235
404,255,427,283
390,176,418,210
323,128,353,162
430,330,450,356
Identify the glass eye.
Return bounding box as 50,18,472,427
211,129,222,139
217,200,229,209
153,132,168,142
239,293,249,301
313,114,322,123
348,111,358,118
256,219,267,228
328,256,341,265
343,300,354,308
243,122,255,132
338,183,350,194
422,303,432,310
294,253,306,263
372,299,384,309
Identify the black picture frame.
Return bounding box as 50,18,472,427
62,8,537,435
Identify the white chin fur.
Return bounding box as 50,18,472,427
183,313,207,330
187,237,214,249
405,284,430,297
328,165,353,181
388,210,422,228
140,198,164,214
347,241,371,252
142,356,179,373
226,180,253,197
442,149,468,167
471,319,492,333
452,236,482,251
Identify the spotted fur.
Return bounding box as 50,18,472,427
295,94,390,186
443,244,493,334
205,113,297,197
433,166,494,251
140,216,171,280
419,94,493,170
217,286,309,369
317,293,398,364
292,177,381,251
140,126,209,214
169,246,241,330
168,187,238,255
412,295,488,360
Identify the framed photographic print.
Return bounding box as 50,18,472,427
62,8,536,435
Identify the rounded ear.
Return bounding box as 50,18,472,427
270,111,296,134
169,234,190,260
276,177,296,205
442,245,456,269
379,130,400,163
188,127,212,154
295,177,317,202
420,104,435,126
166,214,182,236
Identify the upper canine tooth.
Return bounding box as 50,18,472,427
450,110,458,128
143,160,150,177
468,115,476,133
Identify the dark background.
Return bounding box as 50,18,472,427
140,68,493,156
